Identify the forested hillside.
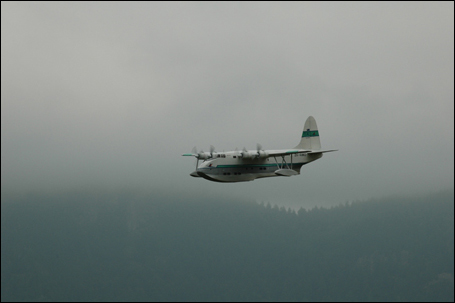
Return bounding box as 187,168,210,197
1,191,453,302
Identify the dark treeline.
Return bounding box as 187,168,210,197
1,191,454,302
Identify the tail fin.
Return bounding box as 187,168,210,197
295,116,321,151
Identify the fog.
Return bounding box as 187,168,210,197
2,2,454,208
2,190,454,301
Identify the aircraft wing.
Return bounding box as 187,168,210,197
266,149,338,157
266,149,310,156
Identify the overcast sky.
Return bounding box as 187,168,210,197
2,2,453,208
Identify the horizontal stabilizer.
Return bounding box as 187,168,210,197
307,149,338,154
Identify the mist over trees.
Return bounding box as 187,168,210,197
1,191,454,302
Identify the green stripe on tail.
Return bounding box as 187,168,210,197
302,130,319,138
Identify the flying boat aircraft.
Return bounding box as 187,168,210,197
183,116,337,182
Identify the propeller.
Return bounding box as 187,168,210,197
191,146,210,160
256,143,269,158
241,147,254,159
188,146,214,169
187,146,210,161
191,146,198,155
187,147,199,170
185,145,217,170
234,147,241,157
210,145,216,158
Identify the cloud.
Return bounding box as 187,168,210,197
1,2,453,206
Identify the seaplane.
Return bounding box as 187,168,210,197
183,116,337,183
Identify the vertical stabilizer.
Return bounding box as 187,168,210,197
295,116,321,151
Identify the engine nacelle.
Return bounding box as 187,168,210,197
197,152,211,160
240,150,255,159
257,150,269,158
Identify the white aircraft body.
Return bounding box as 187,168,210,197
183,116,337,183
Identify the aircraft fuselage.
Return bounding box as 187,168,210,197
192,151,322,183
